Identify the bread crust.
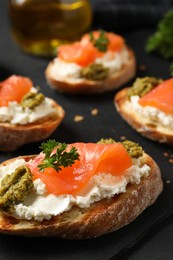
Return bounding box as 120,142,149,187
0,154,163,239
0,100,65,152
45,48,136,94
115,88,173,145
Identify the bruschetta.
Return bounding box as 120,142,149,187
114,77,173,145
0,75,65,151
0,139,163,238
45,30,136,94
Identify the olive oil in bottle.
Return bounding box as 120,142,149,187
9,0,92,57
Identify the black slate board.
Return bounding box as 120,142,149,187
0,2,173,260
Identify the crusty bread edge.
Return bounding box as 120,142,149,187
0,154,163,239
45,48,136,94
0,99,65,152
114,88,173,145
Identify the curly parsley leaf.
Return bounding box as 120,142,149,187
38,140,80,172
146,10,173,59
90,30,109,52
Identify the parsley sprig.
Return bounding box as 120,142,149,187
38,140,80,172
90,30,109,52
146,10,173,59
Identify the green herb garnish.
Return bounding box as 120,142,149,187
38,140,80,172
146,10,173,58
90,30,109,52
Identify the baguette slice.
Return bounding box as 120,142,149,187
0,100,65,152
45,48,136,94
114,88,173,145
0,153,163,239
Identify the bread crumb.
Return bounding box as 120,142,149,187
166,180,171,184
91,108,99,116
139,64,146,71
163,152,169,157
74,115,84,122
120,136,126,140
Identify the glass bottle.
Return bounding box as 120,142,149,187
9,0,92,57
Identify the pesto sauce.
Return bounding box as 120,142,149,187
81,63,109,80
97,138,116,144
21,92,45,109
0,166,33,213
97,138,143,158
128,77,163,98
122,140,143,158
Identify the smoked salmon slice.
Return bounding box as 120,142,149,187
58,41,102,67
139,78,173,115
27,142,132,196
0,75,33,107
81,31,124,52
58,31,124,67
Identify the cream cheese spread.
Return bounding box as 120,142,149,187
130,95,173,129
0,88,57,125
50,47,130,83
0,158,150,221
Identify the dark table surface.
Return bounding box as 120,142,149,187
1,2,173,260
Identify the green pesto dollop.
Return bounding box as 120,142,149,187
122,140,143,158
128,77,163,98
0,166,33,213
97,138,116,144
98,138,143,158
21,92,45,109
81,63,109,81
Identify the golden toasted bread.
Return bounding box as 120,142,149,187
0,100,65,151
0,153,163,239
114,88,173,145
45,48,136,94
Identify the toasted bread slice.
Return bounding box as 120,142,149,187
0,153,163,239
45,48,136,94
114,88,173,145
0,100,65,152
